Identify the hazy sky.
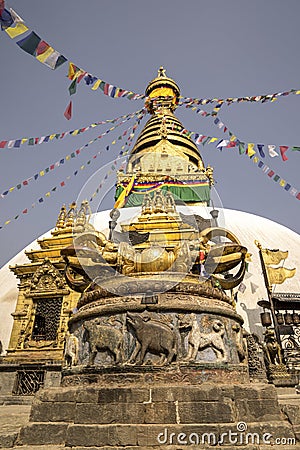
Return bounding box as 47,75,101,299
0,0,300,268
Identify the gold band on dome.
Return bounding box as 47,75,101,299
149,87,176,99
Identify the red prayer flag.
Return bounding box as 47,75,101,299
227,141,236,148
64,101,72,120
296,193,300,200
22,209,28,214
279,145,289,161
60,181,65,187
22,180,28,185
268,170,275,177
0,141,7,148
50,164,55,170
35,40,50,56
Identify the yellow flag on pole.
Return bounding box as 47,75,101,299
261,248,288,265
266,267,296,285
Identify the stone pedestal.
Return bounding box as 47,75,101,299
17,382,297,448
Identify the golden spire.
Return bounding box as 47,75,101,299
128,67,205,171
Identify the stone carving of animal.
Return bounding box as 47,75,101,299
263,328,282,366
83,320,124,365
126,313,177,365
186,314,226,362
63,332,79,368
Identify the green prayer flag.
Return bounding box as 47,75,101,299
273,175,280,182
28,138,34,145
16,31,41,56
68,79,77,96
292,147,300,151
239,143,246,155
99,81,105,91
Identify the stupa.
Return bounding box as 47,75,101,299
15,69,297,448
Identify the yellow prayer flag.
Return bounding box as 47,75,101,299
49,134,56,140
5,22,29,38
271,98,278,102
5,220,11,225
66,155,71,160
36,46,55,63
280,179,286,187
247,143,256,157
230,135,237,142
209,137,218,143
253,156,259,163
71,130,79,136
68,62,75,79
266,266,296,285
92,79,101,91
9,187,15,192
262,248,288,265
80,165,85,170
40,171,45,176
295,91,300,95
114,175,135,208
112,140,116,145
192,107,197,111
21,138,28,144
45,192,51,197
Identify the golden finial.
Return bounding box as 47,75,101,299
158,66,166,77
56,205,67,229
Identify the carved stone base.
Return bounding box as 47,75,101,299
62,363,249,387
267,363,298,387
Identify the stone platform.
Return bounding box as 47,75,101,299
11,382,298,448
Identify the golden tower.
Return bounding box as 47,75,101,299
115,67,214,208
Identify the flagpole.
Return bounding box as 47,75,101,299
254,240,281,346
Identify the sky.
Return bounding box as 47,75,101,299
0,0,300,268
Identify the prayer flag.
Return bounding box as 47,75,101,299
257,144,265,158
68,62,80,80
266,266,296,285
64,101,72,120
216,139,229,148
279,145,289,161
250,282,259,294
68,79,77,95
91,79,101,90
16,31,41,56
0,9,13,29
5,21,28,38
291,147,300,152
268,145,278,158
246,143,256,157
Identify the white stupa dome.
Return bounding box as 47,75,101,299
0,207,299,353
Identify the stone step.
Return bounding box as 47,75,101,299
0,396,33,406
15,443,300,449
17,421,297,448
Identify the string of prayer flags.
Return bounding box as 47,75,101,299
1,3,143,104
184,103,299,163
0,110,145,199
181,86,300,107
0,115,145,230
0,109,144,150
